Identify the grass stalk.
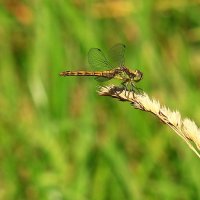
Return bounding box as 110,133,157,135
98,85,200,158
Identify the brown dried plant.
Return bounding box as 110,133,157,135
98,85,200,158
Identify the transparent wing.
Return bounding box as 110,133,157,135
88,44,126,82
88,48,113,70
108,43,126,67
94,76,112,82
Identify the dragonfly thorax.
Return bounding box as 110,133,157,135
117,67,143,83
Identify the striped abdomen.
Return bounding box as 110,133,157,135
59,70,114,78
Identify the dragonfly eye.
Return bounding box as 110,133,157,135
133,70,143,82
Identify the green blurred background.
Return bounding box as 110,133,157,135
1,0,200,199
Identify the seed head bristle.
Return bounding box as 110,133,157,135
98,85,200,158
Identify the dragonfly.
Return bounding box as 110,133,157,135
59,44,143,91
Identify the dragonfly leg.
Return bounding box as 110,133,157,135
128,82,136,98
121,81,128,97
126,82,131,98
132,83,143,94
130,82,136,92
135,86,143,94
129,82,143,97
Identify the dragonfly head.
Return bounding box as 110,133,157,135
130,69,143,82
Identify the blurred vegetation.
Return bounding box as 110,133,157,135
0,0,200,199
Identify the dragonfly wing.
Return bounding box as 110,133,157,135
88,48,113,70
94,76,112,82
108,43,126,67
